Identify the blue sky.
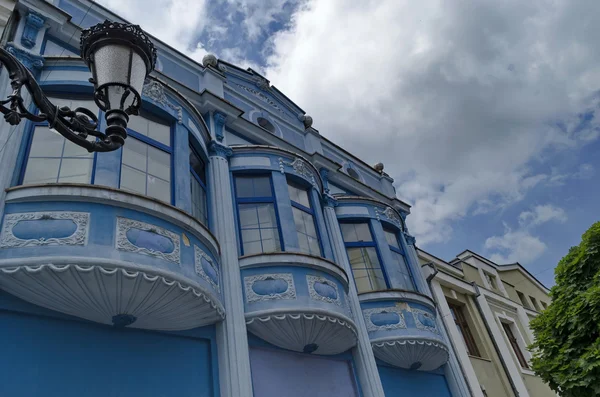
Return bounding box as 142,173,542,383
99,0,600,288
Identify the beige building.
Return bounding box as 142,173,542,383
0,0,15,39
418,249,556,397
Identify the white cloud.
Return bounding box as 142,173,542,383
263,0,600,245
485,227,547,264
518,204,567,228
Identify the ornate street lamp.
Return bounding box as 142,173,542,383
0,20,156,152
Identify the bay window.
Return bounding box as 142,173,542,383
189,146,208,226
287,180,321,256
235,175,282,255
119,115,172,203
340,222,387,293
383,227,415,291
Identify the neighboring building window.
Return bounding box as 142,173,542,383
540,301,548,310
529,296,541,311
516,291,530,308
341,222,386,293
383,227,415,291
189,146,208,226
120,116,171,203
235,175,282,255
484,271,498,291
287,180,321,257
448,303,481,357
22,98,97,185
501,322,529,369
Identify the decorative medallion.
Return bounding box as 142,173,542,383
244,273,296,303
116,217,180,264
0,211,89,248
279,157,317,188
363,307,407,332
194,246,220,293
412,308,438,334
307,275,342,306
142,79,183,123
375,206,403,229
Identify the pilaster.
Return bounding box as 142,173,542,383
322,196,386,397
516,306,535,342
207,141,253,397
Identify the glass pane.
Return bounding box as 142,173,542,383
287,182,310,208
253,176,272,197
347,248,366,269
242,229,262,256
127,115,148,136
307,236,320,256
28,127,64,157
120,165,146,194
235,177,255,198
147,146,171,181
22,158,60,184
58,159,93,183
122,138,147,171
147,175,171,202
384,229,400,249
390,251,414,291
189,148,206,183
190,176,207,225
303,212,317,237
292,207,306,234
298,234,310,254
256,204,277,228
239,204,260,228
147,119,171,146
260,228,281,253
355,276,372,294
341,223,372,242
63,138,93,158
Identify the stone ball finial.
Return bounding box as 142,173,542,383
202,54,218,68
300,115,313,129
374,163,384,174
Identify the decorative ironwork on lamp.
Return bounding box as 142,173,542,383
0,20,156,152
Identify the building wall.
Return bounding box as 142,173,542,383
498,270,550,310
461,263,485,286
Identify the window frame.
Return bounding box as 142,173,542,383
233,173,284,256
118,115,174,204
448,302,481,357
528,296,541,311
19,96,100,186
382,224,416,291
501,321,530,369
340,220,389,293
287,178,323,257
189,143,209,227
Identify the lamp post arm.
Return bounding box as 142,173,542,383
0,47,122,152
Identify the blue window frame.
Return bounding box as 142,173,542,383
189,145,208,226
383,226,415,291
340,222,388,293
119,114,172,204
21,97,98,185
287,180,322,257
234,175,282,256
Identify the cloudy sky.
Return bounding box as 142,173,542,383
97,0,600,287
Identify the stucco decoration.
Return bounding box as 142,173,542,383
253,75,269,90
194,245,220,293
208,141,233,158
0,263,224,330
307,275,342,306
404,232,416,246
363,307,407,332
116,217,181,264
279,157,317,188
141,79,183,123
5,43,44,71
371,338,449,371
235,83,291,120
213,111,227,142
21,12,45,49
412,308,438,334
246,312,357,355
244,273,296,303
0,211,89,248
375,207,403,229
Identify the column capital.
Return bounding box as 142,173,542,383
322,193,337,208
208,140,233,158
403,231,416,246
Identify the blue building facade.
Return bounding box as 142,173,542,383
0,1,472,396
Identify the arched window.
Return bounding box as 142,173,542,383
21,97,98,185
119,113,172,203
287,179,321,257
257,117,275,133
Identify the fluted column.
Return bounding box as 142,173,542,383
322,195,386,397
207,141,253,397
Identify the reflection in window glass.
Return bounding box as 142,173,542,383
384,227,415,291
42,39,79,56
190,146,208,226
127,115,171,146
288,181,321,257
342,222,387,293
235,175,282,256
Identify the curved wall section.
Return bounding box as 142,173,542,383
359,290,449,371
240,253,357,355
0,185,224,331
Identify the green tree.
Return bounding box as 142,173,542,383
530,221,600,397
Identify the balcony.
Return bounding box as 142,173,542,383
240,252,357,355
0,184,224,330
359,290,449,371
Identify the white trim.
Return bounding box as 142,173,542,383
495,312,533,374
